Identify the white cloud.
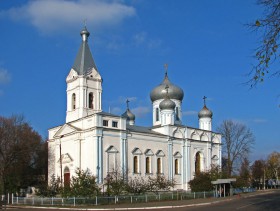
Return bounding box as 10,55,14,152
0,69,11,84
111,106,122,114
251,118,267,123
182,110,197,116
133,32,147,45
118,96,137,104
131,106,150,118
133,31,162,49
2,0,136,34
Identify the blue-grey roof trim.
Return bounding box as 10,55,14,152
126,125,165,136
97,111,121,118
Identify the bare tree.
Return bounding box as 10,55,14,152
126,176,147,195
104,168,127,196
146,175,175,195
236,157,251,187
217,120,255,177
248,0,280,86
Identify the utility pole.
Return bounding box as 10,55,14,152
263,168,266,190
60,135,64,187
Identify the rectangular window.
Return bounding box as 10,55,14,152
156,108,159,121
146,157,151,174
157,158,162,174
175,159,179,174
133,156,139,173
112,121,118,128
103,120,108,127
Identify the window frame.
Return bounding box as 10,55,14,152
72,93,76,110
88,92,94,109
112,121,118,128
173,151,182,175
156,150,165,175
132,148,142,174
103,120,109,127
156,108,159,121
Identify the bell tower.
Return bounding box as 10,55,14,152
66,27,102,123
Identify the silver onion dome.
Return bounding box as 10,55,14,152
122,109,136,121
159,98,176,110
150,73,184,102
198,105,213,118
159,84,176,110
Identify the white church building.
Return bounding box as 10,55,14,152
48,27,222,191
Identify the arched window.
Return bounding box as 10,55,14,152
156,108,159,121
106,146,118,173
72,93,76,110
157,158,162,174
146,157,151,174
175,107,179,121
175,159,179,174
133,156,139,173
173,151,182,175
89,92,94,109
64,166,70,187
195,152,201,175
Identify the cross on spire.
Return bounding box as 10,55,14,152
164,63,168,76
126,99,130,109
164,85,170,99
203,96,207,106
83,19,87,28
165,85,169,93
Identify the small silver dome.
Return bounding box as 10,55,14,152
122,109,135,121
198,105,213,118
80,27,90,37
159,98,176,110
150,74,184,102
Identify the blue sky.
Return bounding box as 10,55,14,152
0,0,279,162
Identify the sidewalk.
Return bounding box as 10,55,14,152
7,189,277,210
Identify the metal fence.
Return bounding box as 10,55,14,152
8,188,256,207
10,191,215,206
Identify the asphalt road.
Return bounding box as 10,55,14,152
134,191,280,211
4,190,280,210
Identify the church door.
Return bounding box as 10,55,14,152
64,167,70,187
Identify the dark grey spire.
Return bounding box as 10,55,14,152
72,27,98,75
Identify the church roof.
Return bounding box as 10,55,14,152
72,27,98,75
126,125,164,136
98,111,120,118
